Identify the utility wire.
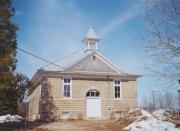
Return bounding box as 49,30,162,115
17,47,114,75
17,47,66,70
42,48,83,69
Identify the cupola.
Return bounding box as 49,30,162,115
83,25,101,51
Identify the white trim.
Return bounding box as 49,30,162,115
62,77,72,99
86,97,101,118
85,88,101,118
66,51,121,73
87,41,90,49
113,80,122,100
86,89,100,98
63,51,139,76
38,84,42,117
95,42,98,50
96,52,140,76
41,98,136,101
95,53,121,73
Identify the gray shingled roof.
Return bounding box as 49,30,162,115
42,50,92,71
41,50,140,76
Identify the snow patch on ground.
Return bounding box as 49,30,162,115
128,108,140,113
123,109,180,131
152,109,168,120
141,110,152,118
0,114,23,124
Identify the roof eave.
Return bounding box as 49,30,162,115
31,69,44,86
42,70,140,77
82,38,101,43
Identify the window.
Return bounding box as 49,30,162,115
86,90,100,97
89,43,96,50
63,78,72,98
61,112,70,119
114,80,121,99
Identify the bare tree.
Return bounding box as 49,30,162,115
151,91,156,108
178,90,180,109
142,0,180,79
142,91,177,110
164,92,174,110
142,96,148,108
156,92,164,108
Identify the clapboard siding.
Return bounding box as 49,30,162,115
29,77,137,120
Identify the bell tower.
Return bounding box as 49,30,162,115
83,26,101,51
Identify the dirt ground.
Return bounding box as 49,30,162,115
0,120,124,131
34,120,123,131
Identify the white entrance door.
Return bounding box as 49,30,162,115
86,90,101,118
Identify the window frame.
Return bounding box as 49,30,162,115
62,77,72,99
86,89,100,98
113,80,122,99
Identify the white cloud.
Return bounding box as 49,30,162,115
17,0,85,77
17,0,157,78
99,0,157,37
99,5,139,37
28,0,85,56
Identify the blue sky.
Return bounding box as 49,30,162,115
12,0,179,105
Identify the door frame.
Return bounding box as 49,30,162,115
85,89,101,118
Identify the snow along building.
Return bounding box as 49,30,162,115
28,26,141,121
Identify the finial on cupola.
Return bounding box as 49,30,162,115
83,25,101,51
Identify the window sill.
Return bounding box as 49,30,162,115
114,98,123,100
62,97,72,100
